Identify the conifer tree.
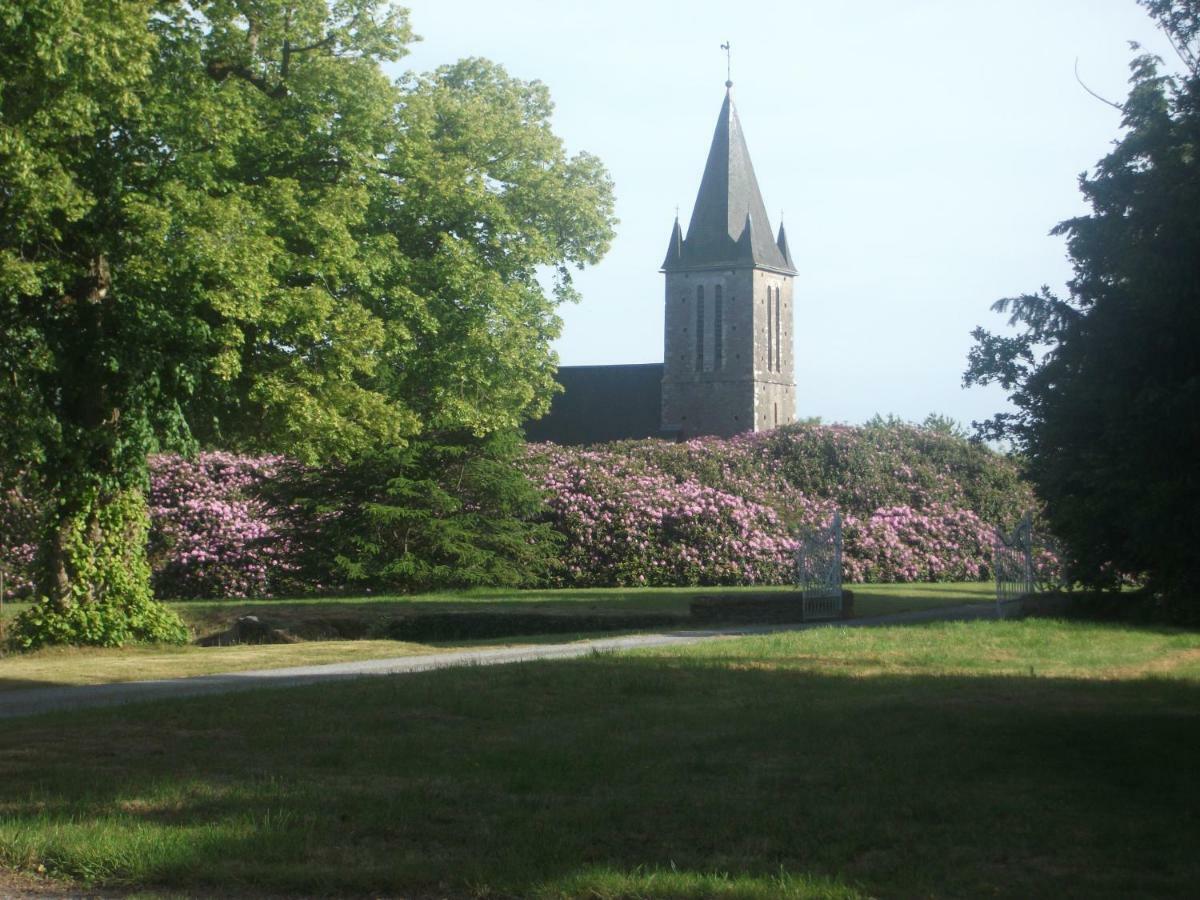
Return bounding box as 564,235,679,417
965,0,1200,598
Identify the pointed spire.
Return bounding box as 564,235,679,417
662,86,794,273
776,222,795,269
661,216,684,269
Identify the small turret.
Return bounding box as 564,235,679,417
776,222,795,270
661,216,684,269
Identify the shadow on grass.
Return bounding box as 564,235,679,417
0,649,1197,899
0,677,66,692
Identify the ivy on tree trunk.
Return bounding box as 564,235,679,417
15,486,186,650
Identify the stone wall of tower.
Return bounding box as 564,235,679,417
661,266,794,438
749,267,796,432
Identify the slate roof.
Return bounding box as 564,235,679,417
662,87,796,274
523,363,665,446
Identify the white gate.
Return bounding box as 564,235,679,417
794,512,843,620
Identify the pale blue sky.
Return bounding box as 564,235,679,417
397,1,1175,428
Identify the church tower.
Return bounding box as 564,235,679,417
660,83,797,438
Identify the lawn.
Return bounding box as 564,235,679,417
0,616,1196,898
0,583,993,691
0,639,448,692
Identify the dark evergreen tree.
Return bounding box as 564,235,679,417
285,431,561,592
965,0,1200,597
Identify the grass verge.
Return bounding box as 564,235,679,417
0,639,448,692
0,617,1196,898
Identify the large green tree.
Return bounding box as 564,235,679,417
0,1,614,646
965,0,1199,597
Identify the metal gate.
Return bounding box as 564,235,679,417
794,512,843,619
993,511,1033,615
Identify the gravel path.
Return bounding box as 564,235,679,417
0,867,127,899
0,600,1014,720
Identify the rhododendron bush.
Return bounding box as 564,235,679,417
147,453,301,599
534,451,799,586
523,422,1036,587
0,479,38,602
1,422,1042,598
840,504,992,583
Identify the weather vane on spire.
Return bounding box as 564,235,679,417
720,41,732,87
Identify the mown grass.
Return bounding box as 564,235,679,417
0,616,1196,898
656,616,1200,681
0,639,451,692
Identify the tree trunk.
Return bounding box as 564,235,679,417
16,483,187,648
40,484,151,610
11,256,186,648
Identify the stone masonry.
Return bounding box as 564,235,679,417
523,82,797,446
660,82,797,439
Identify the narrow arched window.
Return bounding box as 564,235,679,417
714,285,724,370
766,285,773,372
774,287,782,372
696,285,705,371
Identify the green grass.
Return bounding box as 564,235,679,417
0,616,1197,898
0,639,462,692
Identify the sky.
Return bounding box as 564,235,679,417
395,0,1177,429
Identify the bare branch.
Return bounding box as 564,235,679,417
1162,31,1198,75
206,59,288,99
1074,58,1124,111
289,33,338,55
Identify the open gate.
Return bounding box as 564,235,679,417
993,511,1033,616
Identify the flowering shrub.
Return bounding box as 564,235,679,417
535,447,797,586
0,479,38,602
524,422,1041,586
842,504,993,583
1,421,1045,598
147,453,300,599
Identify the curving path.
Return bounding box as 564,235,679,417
0,600,1017,720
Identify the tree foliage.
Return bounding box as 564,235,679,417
0,1,615,644
285,430,562,592
964,0,1200,596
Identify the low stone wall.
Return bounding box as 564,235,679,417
193,591,861,645
386,612,684,642
690,590,855,625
